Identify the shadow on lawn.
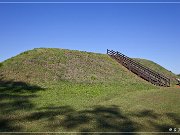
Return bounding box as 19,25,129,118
0,76,45,132
0,76,44,93
0,76,179,133
24,105,180,134
1,102,180,133
26,105,138,133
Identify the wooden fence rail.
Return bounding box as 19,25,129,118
107,49,170,87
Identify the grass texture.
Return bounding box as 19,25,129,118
0,48,179,133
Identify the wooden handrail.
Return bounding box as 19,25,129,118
107,49,170,87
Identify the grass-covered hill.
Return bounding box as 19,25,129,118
0,48,179,133
0,48,153,87
0,48,177,86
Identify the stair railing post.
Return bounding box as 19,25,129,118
116,51,119,56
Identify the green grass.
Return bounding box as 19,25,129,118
0,48,179,133
1,48,156,87
0,82,179,133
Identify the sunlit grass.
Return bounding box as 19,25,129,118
0,48,179,133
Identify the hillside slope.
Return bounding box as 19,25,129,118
0,48,177,87
0,48,179,132
0,48,152,87
134,58,178,85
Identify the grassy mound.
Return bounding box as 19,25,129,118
0,48,179,132
0,48,152,87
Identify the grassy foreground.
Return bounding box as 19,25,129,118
0,81,179,134
0,48,179,134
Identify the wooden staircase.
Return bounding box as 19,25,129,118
107,49,170,87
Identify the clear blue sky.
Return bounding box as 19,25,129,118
0,1,180,74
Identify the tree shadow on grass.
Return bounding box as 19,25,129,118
132,110,158,119
23,105,180,134
0,77,45,113
0,76,44,93
0,75,179,133
0,76,45,132
26,106,75,121
166,113,180,125
131,109,180,133
0,94,37,132
25,105,139,134
0,118,22,132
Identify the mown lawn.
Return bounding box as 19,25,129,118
0,80,179,134
0,48,179,134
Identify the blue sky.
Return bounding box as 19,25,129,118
0,1,180,74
